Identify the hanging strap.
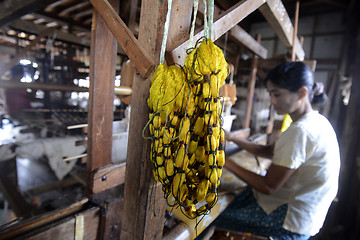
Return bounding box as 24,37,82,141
203,0,208,39
159,0,173,64
208,0,214,40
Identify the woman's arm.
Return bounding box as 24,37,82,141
224,159,295,195
225,130,274,159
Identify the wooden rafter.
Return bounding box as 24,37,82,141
170,0,266,65
89,0,155,78
9,19,91,46
259,0,305,60
34,10,91,31
0,0,58,27
198,1,268,59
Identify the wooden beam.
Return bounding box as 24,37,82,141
0,0,58,27
198,1,267,59
92,163,126,194
170,0,266,65
291,0,300,61
89,0,155,78
120,0,193,239
259,0,305,60
229,26,267,59
87,0,118,195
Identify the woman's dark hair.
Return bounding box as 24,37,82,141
264,61,327,105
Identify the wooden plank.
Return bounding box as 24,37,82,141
89,0,155,78
244,35,260,128
120,0,193,239
82,207,101,240
92,163,126,194
259,0,305,61
170,0,266,65
198,1,267,59
26,219,75,240
87,0,118,194
0,28,54,79
0,0,58,27
102,198,123,239
0,199,88,240
11,207,100,240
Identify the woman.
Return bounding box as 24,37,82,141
214,62,340,239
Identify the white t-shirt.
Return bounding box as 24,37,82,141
254,111,340,236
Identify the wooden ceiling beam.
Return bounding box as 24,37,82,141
198,1,267,59
9,19,128,56
58,1,91,16
9,19,91,47
0,0,58,28
34,11,91,32
229,26,267,59
170,0,266,65
259,0,305,60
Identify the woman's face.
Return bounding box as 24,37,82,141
266,81,302,115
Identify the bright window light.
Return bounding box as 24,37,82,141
20,74,32,83
78,79,89,88
20,59,31,65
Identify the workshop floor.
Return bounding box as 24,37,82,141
0,119,85,226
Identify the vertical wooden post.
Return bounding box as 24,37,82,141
127,0,138,34
244,35,261,129
87,0,119,194
120,0,193,239
291,0,300,61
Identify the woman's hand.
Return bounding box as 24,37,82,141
224,158,238,171
224,129,233,142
